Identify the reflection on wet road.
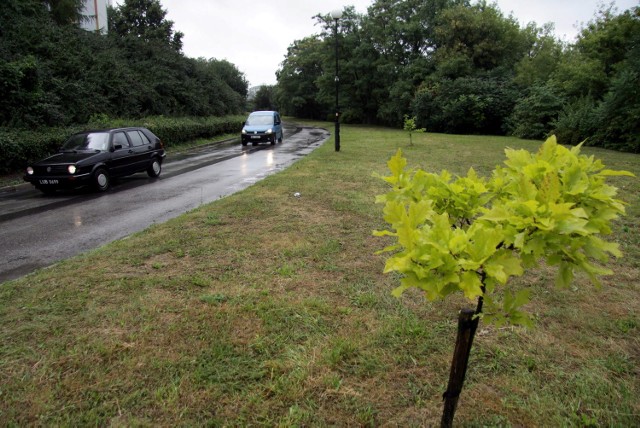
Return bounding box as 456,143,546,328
0,125,330,282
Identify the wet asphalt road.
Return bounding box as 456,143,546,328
0,124,330,283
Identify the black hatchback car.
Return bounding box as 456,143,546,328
24,127,165,194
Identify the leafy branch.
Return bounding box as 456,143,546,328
374,136,634,326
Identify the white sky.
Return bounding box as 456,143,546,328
116,0,639,87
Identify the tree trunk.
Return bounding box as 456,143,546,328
440,307,481,427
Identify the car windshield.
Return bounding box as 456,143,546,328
246,115,273,126
61,132,110,152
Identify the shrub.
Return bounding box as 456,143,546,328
552,97,600,146
507,85,565,140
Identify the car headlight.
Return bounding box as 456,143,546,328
26,167,34,175
68,165,77,174
242,128,247,134
266,128,273,134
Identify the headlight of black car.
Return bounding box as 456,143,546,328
68,165,77,174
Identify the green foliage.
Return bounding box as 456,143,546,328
402,115,424,146
414,76,518,135
138,116,245,147
588,25,640,153
0,0,247,129
433,2,529,76
513,23,564,87
552,97,600,146
508,85,565,139
109,0,183,51
253,85,277,111
44,0,86,26
274,1,638,152
0,128,70,174
375,136,634,326
276,36,328,119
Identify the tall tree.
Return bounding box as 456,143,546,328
432,1,528,78
44,0,86,26
513,23,564,88
109,0,183,51
550,5,640,150
276,36,328,119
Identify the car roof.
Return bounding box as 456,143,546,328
249,111,277,115
74,127,149,134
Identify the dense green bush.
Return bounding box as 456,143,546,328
413,77,517,135
0,0,248,129
0,127,75,175
507,85,565,140
137,116,245,148
552,97,600,146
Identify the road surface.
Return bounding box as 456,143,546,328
0,125,329,282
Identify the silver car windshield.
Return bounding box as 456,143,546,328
62,132,110,152
246,116,273,126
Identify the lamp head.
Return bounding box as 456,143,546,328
330,9,343,20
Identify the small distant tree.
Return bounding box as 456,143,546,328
403,115,424,146
374,136,633,426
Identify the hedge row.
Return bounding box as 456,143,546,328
0,115,246,175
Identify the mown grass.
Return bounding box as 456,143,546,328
1,122,638,426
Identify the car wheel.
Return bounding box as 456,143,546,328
271,136,276,145
242,140,248,146
92,168,110,192
147,158,162,177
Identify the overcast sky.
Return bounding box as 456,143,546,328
118,0,639,87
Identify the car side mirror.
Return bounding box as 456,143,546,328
113,144,122,151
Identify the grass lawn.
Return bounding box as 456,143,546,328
1,121,638,426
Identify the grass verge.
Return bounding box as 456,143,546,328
1,122,638,425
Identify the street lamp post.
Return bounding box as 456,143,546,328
331,9,343,152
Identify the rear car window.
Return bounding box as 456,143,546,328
127,130,145,147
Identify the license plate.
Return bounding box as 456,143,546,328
251,135,261,139
39,179,59,185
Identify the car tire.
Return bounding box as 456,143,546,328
271,136,276,145
92,168,110,192
242,140,248,146
147,158,162,177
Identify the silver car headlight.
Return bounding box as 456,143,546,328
68,165,77,174
266,128,273,134
242,128,247,134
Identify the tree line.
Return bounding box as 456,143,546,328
0,0,248,129
275,0,640,152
